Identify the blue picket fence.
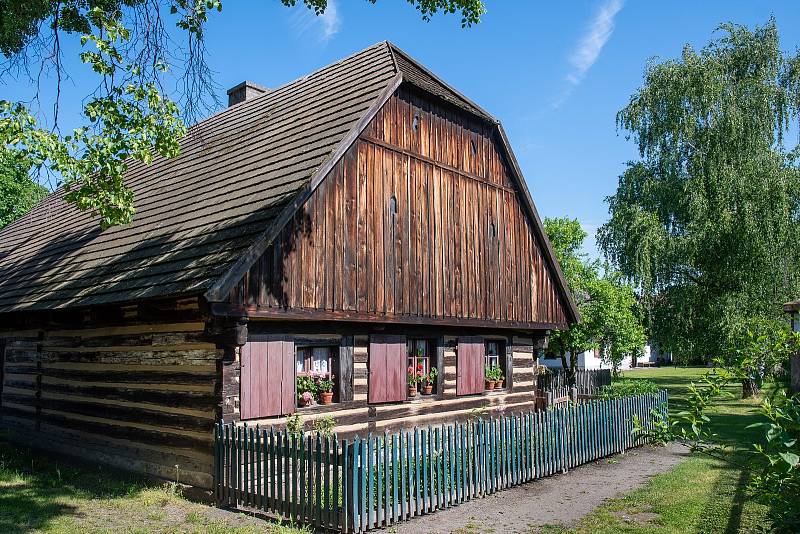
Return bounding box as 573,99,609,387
214,390,667,532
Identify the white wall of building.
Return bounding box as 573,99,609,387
539,344,670,370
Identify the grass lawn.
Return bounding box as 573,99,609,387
540,367,774,534
0,438,309,534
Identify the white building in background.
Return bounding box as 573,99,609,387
538,344,671,370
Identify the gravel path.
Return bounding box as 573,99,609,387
372,442,690,534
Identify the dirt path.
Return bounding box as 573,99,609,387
372,443,689,534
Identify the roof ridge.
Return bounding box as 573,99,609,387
385,41,496,122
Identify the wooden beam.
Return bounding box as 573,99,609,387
209,303,566,331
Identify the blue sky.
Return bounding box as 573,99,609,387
6,1,800,257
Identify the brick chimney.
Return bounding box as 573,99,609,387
226,81,268,107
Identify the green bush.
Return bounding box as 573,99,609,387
748,391,800,532
597,378,660,399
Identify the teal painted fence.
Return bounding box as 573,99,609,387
214,390,667,532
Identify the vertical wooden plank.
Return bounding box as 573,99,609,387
392,433,399,524
367,435,375,529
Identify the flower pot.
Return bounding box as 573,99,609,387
299,396,313,407
320,391,334,405
485,380,495,391
408,386,418,397
496,379,504,389
422,384,433,395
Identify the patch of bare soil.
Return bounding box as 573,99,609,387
372,443,690,534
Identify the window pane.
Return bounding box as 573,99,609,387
296,349,306,373
312,347,329,374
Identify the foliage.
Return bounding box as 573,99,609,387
425,366,438,385
312,415,336,438
316,375,334,393
747,391,800,531
544,217,646,381
485,364,502,381
296,375,317,398
597,378,659,399
598,19,800,364
0,1,484,228
0,149,46,228
285,413,304,438
727,319,800,397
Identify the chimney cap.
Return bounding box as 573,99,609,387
226,80,269,106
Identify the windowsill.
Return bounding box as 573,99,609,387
482,388,509,396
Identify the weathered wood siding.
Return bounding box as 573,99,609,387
226,327,541,436
0,298,222,488
228,86,570,328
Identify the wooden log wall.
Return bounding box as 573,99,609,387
228,326,541,437
228,85,570,329
0,297,223,488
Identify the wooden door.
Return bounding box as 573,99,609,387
368,335,407,403
457,337,485,395
240,337,295,419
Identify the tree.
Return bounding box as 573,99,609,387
0,149,47,229
598,19,800,365
0,0,485,228
544,217,646,382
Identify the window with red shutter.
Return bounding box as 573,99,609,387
368,335,407,404
457,337,485,395
240,337,296,419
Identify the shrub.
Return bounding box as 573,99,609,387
312,416,336,438
597,378,660,399
748,391,800,531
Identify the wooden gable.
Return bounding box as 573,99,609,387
225,85,573,329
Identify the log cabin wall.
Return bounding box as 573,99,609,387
225,321,543,437
0,297,222,488
227,85,570,328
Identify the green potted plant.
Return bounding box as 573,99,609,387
485,366,496,390
317,375,335,405
407,365,420,397
296,375,317,407
423,367,438,395
496,371,505,389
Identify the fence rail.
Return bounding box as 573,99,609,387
214,390,667,532
537,368,612,394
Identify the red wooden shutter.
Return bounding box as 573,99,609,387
457,337,484,395
368,335,407,404
240,338,296,419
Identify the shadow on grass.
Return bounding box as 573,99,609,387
0,439,150,534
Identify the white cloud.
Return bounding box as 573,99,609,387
554,0,623,108
289,0,341,43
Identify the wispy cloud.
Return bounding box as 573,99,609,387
554,0,623,108
289,0,341,43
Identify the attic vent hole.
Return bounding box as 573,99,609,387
389,195,397,214
470,139,477,155
412,114,420,132
489,221,497,238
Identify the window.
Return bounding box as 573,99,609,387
295,346,338,407
408,338,435,376
485,340,507,389
296,346,332,375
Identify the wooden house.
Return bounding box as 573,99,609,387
0,42,578,489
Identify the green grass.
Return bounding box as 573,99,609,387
538,367,774,534
0,439,310,534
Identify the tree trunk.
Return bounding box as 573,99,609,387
566,348,579,386
742,378,760,399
